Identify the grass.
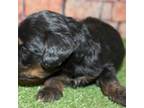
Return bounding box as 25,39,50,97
19,40,126,108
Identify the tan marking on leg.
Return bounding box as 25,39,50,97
100,80,126,106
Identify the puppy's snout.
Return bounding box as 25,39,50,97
42,58,58,69
42,58,49,68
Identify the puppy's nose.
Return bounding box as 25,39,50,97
41,58,50,69
42,60,49,67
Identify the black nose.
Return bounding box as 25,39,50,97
42,61,48,68
41,58,49,69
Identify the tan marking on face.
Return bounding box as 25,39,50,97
21,64,48,79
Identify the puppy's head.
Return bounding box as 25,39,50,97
18,36,47,85
18,11,78,85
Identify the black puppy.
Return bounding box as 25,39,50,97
18,10,125,106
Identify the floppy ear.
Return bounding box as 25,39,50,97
41,33,75,69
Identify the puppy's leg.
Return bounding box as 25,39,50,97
36,75,71,102
98,64,126,106
71,76,96,88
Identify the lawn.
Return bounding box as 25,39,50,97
19,40,126,108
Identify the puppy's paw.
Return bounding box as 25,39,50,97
36,87,63,102
110,88,126,106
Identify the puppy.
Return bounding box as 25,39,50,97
18,10,125,106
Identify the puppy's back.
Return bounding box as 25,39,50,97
81,17,125,70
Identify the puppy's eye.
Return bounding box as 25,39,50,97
33,49,39,53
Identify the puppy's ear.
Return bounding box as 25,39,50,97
41,34,75,68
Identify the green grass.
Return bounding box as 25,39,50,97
19,40,126,108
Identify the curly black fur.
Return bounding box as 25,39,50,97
18,10,125,106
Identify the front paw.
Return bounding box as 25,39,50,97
36,87,63,102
